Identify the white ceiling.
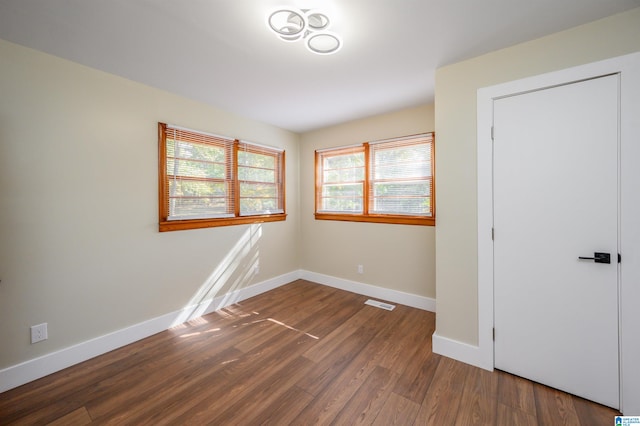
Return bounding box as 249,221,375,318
1,0,638,133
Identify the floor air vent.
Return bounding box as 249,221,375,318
365,299,396,311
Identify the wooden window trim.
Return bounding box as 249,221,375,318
314,133,435,226
158,123,286,232
314,213,435,226
363,142,371,216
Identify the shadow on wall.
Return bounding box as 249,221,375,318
171,224,262,327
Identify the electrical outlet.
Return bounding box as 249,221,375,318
357,264,364,274
30,323,48,344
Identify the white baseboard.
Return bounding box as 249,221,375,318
432,332,493,371
300,270,436,312
0,270,300,393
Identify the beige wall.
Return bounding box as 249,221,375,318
0,39,300,369
300,105,436,298
435,7,640,345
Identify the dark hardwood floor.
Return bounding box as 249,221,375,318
0,280,619,425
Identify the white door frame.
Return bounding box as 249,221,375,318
477,51,640,414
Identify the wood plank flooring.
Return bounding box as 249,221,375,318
0,280,620,425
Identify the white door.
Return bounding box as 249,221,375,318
493,74,619,409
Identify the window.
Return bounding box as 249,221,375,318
158,123,285,231
315,133,434,226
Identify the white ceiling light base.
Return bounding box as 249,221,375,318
267,8,342,55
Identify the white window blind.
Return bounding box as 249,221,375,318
165,126,235,220
369,134,433,216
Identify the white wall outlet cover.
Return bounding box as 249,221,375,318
30,323,48,344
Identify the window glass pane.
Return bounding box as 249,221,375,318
374,161,430,180
238,166,275,183
240,198,279,215
164,127,233,220
167,139,226,162
169,197,229,218
240,182,277,198
320,183,363,213
322,183,363,197
238,151,275,168
318,150,365,214
369,137,432,217
374,145,428,163
372,197,431,216
170,180,227,197
373,181,430,197
167,158,226,179
324,152,364,169
322,196,363,213
238,147,282,215
324,167,364,183
373,146,430,179
323,154,364,181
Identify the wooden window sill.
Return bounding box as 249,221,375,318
314,213,434,226
159,213,287,232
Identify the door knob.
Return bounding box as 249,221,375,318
578,252,611,264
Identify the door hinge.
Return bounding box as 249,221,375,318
491,126,494,141
618,253,621,263
493,327,495,341
491,228,494,240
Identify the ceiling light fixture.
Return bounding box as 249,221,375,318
267,8,342,55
